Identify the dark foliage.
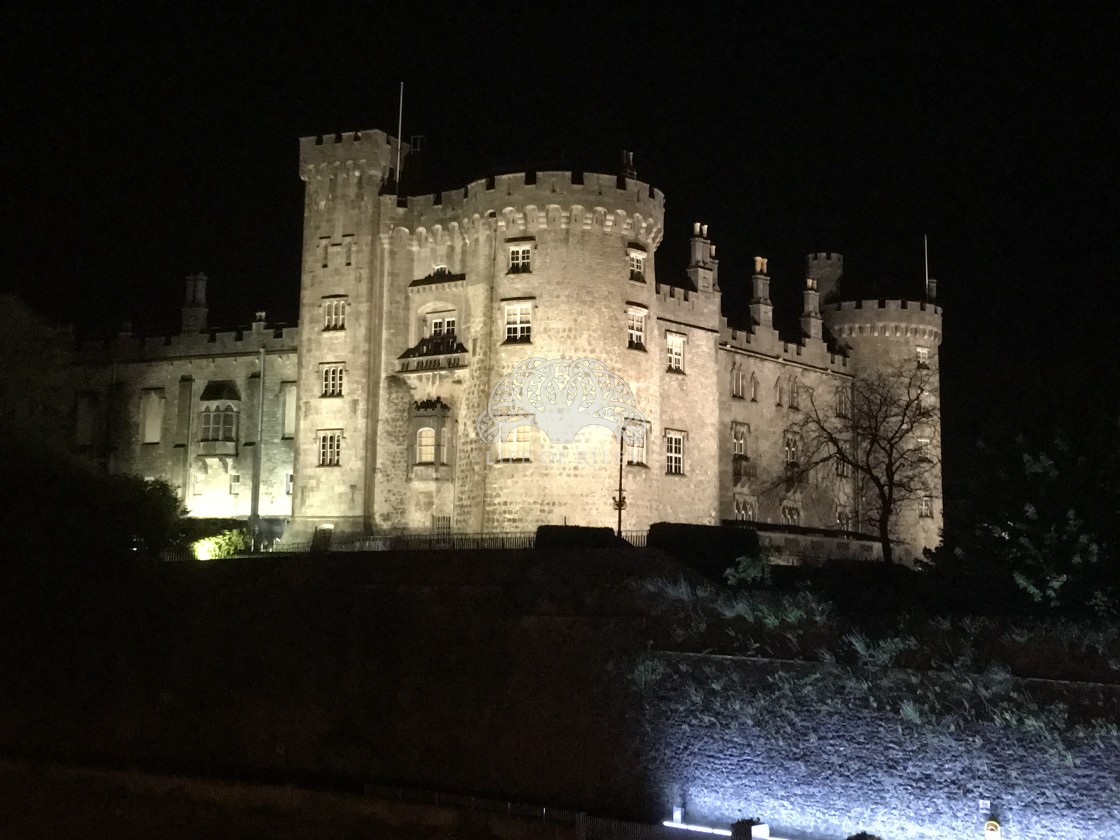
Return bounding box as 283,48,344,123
648,522,761,581
535,525,626,550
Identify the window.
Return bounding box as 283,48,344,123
625,421,648,465
836,456,851,478
428,314,457,338
201,405,238,442
508,246,532,274
731,364,745,399
229,474,241,495
667,332,685,372
917,437,931,461
440,426,449,465
628,253,645,282
627,307,646,349
281,381,297,439
496,423,532,462
750,372,759,402
784,433,799,465
775,378,784,406
781,505,801,527
784,433,803,483
916,346,930,367
285,473,294,495
732,423,748,457
665,430,684,475
837,510,852,532
433,515,452,534
321,364,345,397
919,496,934,518
140,388,165,444
416,427,436,463
789,378,800,410
837,384,851,418
318,430,342,466
504,302,532,343
734,498,755,521
323,297,347,330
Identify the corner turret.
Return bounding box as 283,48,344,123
180,272,208,333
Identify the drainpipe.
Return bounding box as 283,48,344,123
250,347,266,549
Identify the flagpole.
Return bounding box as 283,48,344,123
395,82,404,189
923,233,930,299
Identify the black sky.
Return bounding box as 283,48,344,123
4,4,1118,476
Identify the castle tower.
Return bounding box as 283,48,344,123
288,130,406,542
821,259,944,564
687,223,719,292
180,273,208,333
806,252,844,304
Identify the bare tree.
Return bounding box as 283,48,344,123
789,360,940,564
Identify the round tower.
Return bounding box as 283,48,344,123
806,252,844,304
821,277,944,565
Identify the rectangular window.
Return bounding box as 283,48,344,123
667,332,685,372
201,406,238,442
628,253,645,282
627,307,646,349
285,473,294,495
140,388,165,444
323,297,347,330
281,381,297,439
496,423,532,462
318,430,342,466
731,365,745,399
917,437,931,461
732,423,748,457
919,496,934,518
416,427,436,463
509,246,532,273
430,318,444,336
625,421,648,466
433,515,452,535
916,346,930,367
440,425,449,465
665,429,684,475
229,474,241,495
320,364,345,397
504,302,532,343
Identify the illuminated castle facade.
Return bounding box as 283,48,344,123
70,128,943,561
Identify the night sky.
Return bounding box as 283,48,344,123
4,6,1118,484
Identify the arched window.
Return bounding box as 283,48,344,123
416,427,436,463
750,372,759,401
774,378,784,406
789,377,801,410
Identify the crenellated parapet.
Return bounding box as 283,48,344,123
388,171,665,249
824,299,943,346
75,321,299,365
299,130,406,213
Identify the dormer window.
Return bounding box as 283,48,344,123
429,315,457,338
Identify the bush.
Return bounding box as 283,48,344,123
192,528,249,560
535,525,623,550
648,522,761,581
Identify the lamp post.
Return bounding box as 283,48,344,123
613,429,626,537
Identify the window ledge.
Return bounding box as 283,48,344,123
626,462,650,469
666,367,686,375
665,471,687,477
502,338,533,346
627,342,647,352
320,394,344,399
494,457,532,464
317,463,342,468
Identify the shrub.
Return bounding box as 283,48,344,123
648,522,761,580
192,528,249,560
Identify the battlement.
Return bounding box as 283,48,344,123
299,129,405,184
828,299,941,316
77,321,300,364
824,299,943,345
806,252,844,267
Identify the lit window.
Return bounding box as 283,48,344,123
318,430,342,466
916,346,930,367
321,364,345,397
917,437,931,461
665,430,684,475
628,253,645,282
416,427,436,463
285,473,294,495
627,307,646,349
782,505,801,527
140,388,165,444
504,302,532,343
430,318,444,336
323,297,347,330
229,474,241,495
281,382,297,438
509,246,532,274
919,496,934,518
734,498,755,521
667,332,685,372
496,423,532,462
201,405,238,442
625,421,648,465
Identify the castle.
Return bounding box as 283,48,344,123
59,128,943,561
